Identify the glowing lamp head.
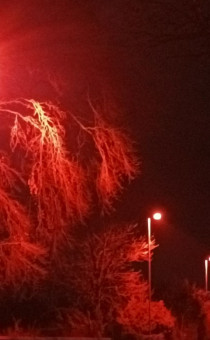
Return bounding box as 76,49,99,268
153,212,162,220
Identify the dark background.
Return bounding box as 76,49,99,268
0,0,210,289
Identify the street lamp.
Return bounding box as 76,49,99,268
147,212,162,338
205,257,210,292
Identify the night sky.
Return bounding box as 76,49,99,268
0,0,210,288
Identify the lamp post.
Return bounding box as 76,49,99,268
205,257,210,292
148,212,162,338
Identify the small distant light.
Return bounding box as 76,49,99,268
208,257,210,261
153,212,162,220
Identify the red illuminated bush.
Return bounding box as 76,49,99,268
117,293,175,336
63,224,157,337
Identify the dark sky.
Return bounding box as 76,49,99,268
0,0,210,288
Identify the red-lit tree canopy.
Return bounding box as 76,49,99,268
0,98,139,285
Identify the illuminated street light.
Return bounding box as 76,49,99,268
153,212,162,220
147,212,162,338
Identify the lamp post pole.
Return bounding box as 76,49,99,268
205,259,209,292
148,217,152,338
147,212,162,338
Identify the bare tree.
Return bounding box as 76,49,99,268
0,97,139,287
0,152,46,289
64,224,156,337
